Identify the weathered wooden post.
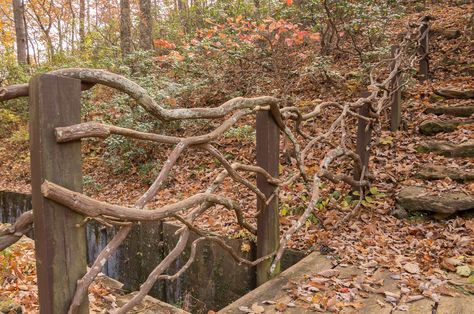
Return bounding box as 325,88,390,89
256,110,280,285
30,74,89,313
418,16,429,82
390,45,402,131
354,101,372,182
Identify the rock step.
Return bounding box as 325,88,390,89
417,165,474,182
416,140,474,157
425,106,474,117
418,119,474,135
397,186,474,215
219,252,333,314
434,89,474,100
219,251,474,313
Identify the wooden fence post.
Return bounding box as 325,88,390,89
30,74,89,313
256,110,280,286
354,101,372,182
390,45,402,131
418,16,429,82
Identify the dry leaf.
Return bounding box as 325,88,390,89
376,299,386,307
251,303,265,313
406,295,424,303
456,265,471,277
403,262,420,274
238,306,251,313
318,269,340,278
241,242,251,253
275,302,287,312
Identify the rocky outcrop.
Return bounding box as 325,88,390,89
417,165,474,182
417,140,474,157
425,106,474,117
434,89,474,100
397,187,474,214
419,119,474,135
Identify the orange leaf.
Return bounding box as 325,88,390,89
154,39,176,49
309,32,321,42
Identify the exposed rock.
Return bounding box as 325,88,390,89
425,106,474,117
443,29,462,40
429,93,444,103
434,89,474,100
397,187,474,214
390,206,409,219
416,140,474,157
417,165,474,182
432,28,462,40
418,119,474,135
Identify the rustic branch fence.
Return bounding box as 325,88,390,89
0,16,430,314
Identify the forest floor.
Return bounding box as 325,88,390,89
0,2,473,313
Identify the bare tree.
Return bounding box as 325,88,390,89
120,0,132,58
12,0,28,64
139,0,154,50
28,0,55,61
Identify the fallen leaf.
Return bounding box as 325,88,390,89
275,302,287,312
403,262,420,274
251,303,265,313
376,299,386,307
406,295,424,303
238,306,251,313
384,291,401,300
241,242,251,253
317,269,340,278
456,265,471,277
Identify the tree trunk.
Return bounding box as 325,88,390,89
57,19,63,53
120,0,132,58
68,0,76,51
139,0,154,50
45,35,55,61
80,0,86,50
12,0,28,64
177,0,190,33
470,0,474,39
23,5,30,64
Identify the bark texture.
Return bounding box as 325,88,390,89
12,0,28,64
120,0,132,58
79,0,86,49
0,210,33,251
139,0,154,50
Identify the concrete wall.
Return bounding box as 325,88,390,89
0,190,33,238
0,190,305,312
